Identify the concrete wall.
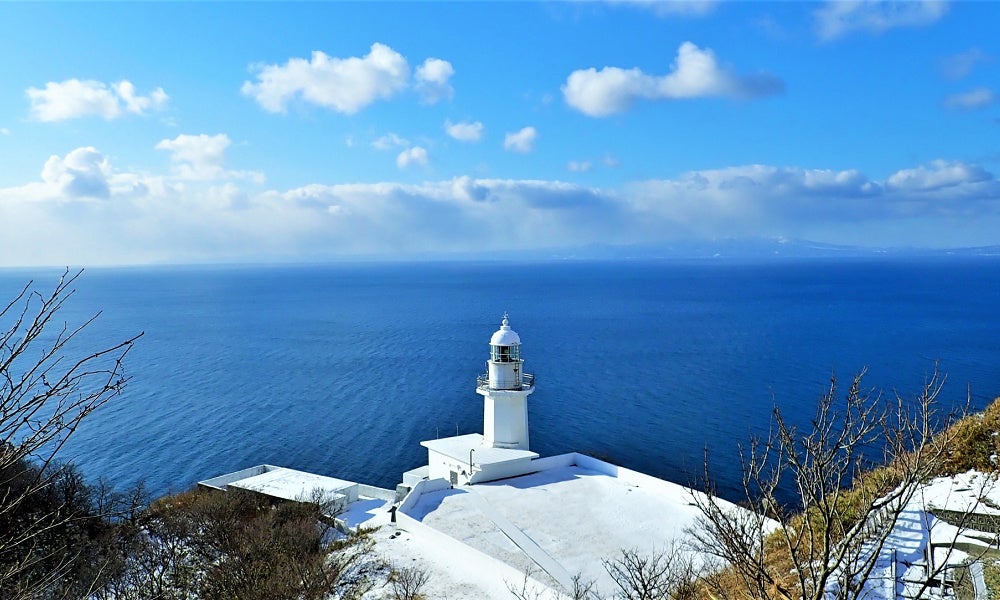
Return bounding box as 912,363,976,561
398,477,454,514
403,466,429,487
471,457,538,484
427,449,469,483
428,449,542,486
528,453,577,472
322,492,349,516
342,484,360,504
197,464,279,491
357,484,397,502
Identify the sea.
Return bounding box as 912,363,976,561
2,257,999,505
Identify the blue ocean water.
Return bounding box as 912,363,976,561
2,258,998,504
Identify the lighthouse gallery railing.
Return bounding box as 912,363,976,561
476,372,534,391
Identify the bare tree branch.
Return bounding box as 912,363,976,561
690,367,968,600
1,269,142,599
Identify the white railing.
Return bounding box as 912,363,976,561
476,372,534,391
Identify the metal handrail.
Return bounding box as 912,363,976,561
476,372,534,391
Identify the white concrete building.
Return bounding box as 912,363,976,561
198,464,396,529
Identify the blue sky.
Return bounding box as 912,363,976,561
1,1,998,266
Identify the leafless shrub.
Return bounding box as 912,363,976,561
691,368,968,600
389,564,431,600
603,544,703,600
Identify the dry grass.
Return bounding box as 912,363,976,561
696,395,1000,600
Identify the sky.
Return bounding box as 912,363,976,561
1,1,998,266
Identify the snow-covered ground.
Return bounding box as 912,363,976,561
365,516,557,600
206,456,759,599
383,461,735,598
834,471,1000,599
354,465,1000,599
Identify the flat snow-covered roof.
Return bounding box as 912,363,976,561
401,461,719,596
421,433,538,465
228,467,355,503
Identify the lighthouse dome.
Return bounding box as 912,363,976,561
490,315,521,346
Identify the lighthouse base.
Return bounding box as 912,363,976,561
421,434,539,486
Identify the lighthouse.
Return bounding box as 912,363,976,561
478,314,535,450
416,314,540,486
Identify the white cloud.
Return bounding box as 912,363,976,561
115,81,169,114
26,78,169,122
415,58,455,104
242,43,410,114
562,42,783,117
156,134,229,179
157,134,228,169
815,0,949,41
372,133,409,150
0,128,9,136
504,127,537,153
940,48,991,80
943,88,996,111
609,0,718,17
396,146,429,168
885,160,992,193
568,161,593,172
40,147,113,199
444,119,483,142
155,133,264,182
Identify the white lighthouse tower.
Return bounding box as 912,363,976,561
416,314,540,486
479,314,535,450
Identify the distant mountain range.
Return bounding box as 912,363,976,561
449,238,1000,262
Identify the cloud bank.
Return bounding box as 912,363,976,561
3,145,1000,266
563,42,783,117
